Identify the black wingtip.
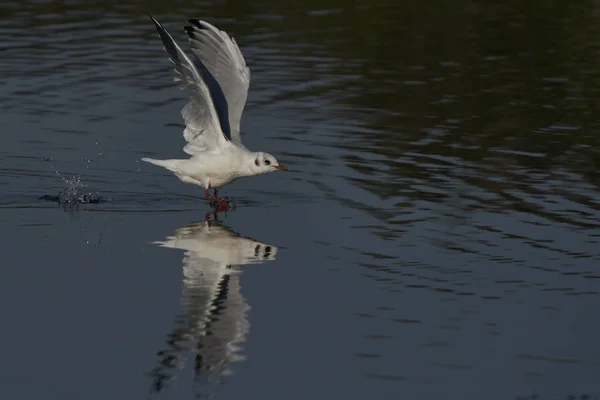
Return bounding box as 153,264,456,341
188,19,208,29
183,25,195,38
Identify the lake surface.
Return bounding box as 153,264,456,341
1,1,600,399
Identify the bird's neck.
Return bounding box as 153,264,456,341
239,152,260,177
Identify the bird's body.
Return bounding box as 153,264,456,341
143,146,253,189
143,16,287,208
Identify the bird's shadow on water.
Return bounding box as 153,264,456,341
146,216,280,399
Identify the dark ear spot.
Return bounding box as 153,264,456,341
255,158,259,166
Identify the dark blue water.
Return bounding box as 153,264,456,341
1,1,599,399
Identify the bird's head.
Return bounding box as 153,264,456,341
250,152,288,175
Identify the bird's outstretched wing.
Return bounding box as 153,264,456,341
149,16,230,154
184,19,251,145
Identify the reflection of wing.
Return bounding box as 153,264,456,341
181,253,248,375
149,220,277,394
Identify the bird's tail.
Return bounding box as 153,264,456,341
141,157,181,173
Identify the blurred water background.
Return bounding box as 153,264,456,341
1,1,600,399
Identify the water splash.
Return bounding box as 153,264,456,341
40,174,105,208
58,176,103,205
40,147,107,209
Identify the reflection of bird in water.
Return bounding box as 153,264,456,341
148,218,278,395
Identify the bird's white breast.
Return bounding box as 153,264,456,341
179,146,251,188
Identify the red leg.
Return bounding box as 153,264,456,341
204,208,222,222
205,187,229,210
213,188,230,209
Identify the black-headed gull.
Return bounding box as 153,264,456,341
142,16,288,209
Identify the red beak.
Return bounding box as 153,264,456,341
275,165,288,171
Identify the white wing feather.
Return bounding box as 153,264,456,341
149,16,230,154
184,19,251,145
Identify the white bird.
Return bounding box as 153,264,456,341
149,220,278,391
142,16,288,209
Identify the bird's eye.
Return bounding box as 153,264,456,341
265,159,271,165
255,158,260,166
